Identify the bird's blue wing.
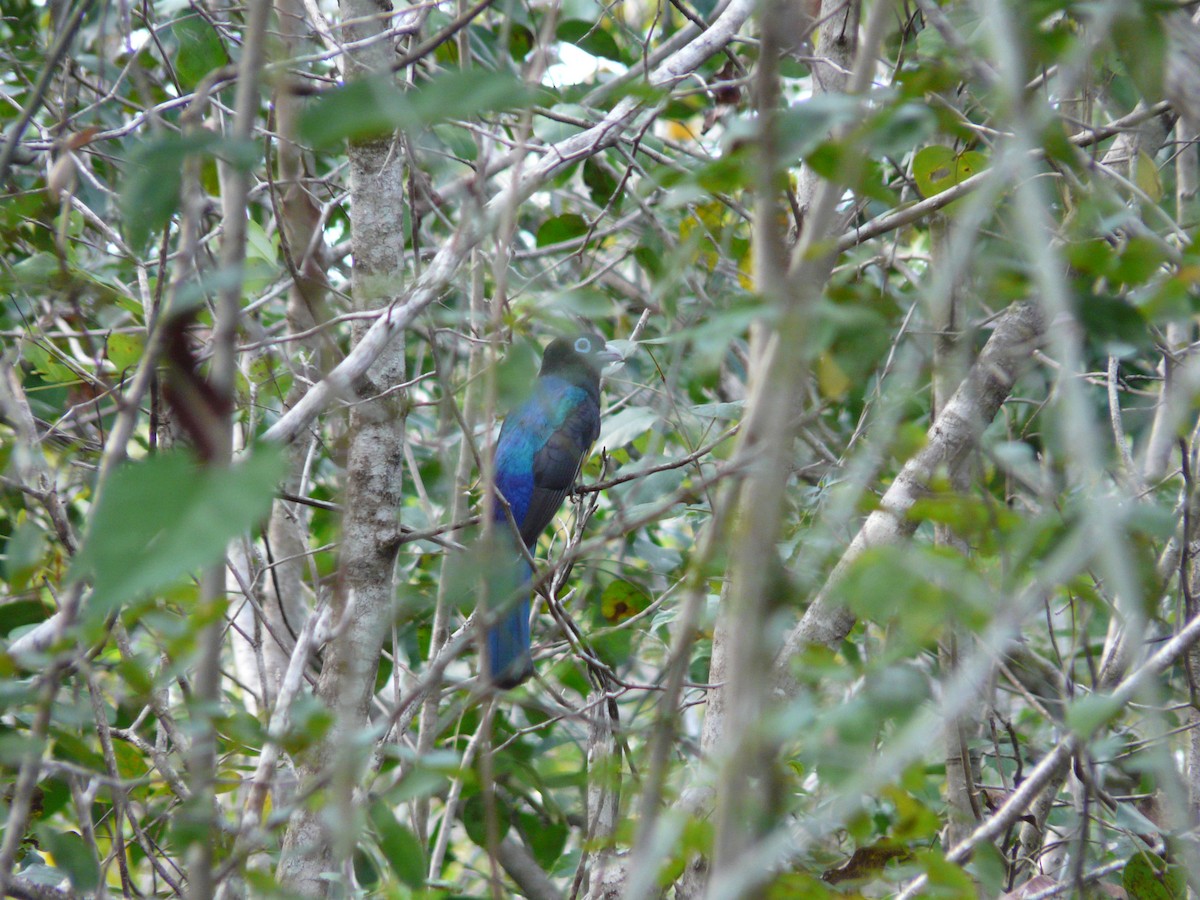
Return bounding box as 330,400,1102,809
520,387,599,545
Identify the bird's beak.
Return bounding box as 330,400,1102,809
597,341,625,367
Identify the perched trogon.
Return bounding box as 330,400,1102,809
484,333,620,688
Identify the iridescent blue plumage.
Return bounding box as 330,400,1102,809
484,334,618,688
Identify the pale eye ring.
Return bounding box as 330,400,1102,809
574,337,592,353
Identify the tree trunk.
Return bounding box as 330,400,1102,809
276,0,407,888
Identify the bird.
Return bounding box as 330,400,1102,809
484,333,620,688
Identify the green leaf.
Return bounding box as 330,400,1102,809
370,799,426,889
38,828,100,892
24,344,75,384
282,695,335,755
106,333,144,372
1067,238,1117,278
1113,235,1167,287
558,20,623,62
536,213,588,247
463,792,511,846
508,23,534,60
777,94,862,161
600,579,649,623
68,446,287,619
5,519,47,587
767,874,835,898
692,149,754,193
532,102,590,144
244,217,277,265
583,158,620,210
1065,693,1123,737
968,841,1009,896
431,122,478,161
835,544,996,643
1123,850,1185,900
689,401,743,420
519,812,568,868
353,849,380,887
298,77,408,147
0,599,51,638
172,15,229,89
390,766,450,804
864,664,929,720
298,69,535,149
405,67,534,126
867,101,937,156
914,5,978,60
1113,9,1167,101
1077,293,1148,349
597,406,659,451
9,252,59,288
120,133,260,249
912,145,988,198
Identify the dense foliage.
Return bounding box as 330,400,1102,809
3,0,1200,897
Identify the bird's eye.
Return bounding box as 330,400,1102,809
574,337,592,353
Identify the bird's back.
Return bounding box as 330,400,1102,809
493,375,599,546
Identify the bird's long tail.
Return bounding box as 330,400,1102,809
485,557,535,688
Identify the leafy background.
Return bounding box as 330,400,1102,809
2,0,1200,897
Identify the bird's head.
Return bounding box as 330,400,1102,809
540,333,622,381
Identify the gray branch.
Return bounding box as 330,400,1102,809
773,301,1046,693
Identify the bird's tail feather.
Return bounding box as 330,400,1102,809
485,558,534,688
486,596,533,688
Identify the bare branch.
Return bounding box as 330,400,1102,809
774,301,1045,685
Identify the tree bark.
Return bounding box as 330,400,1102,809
929,211,984,851
276,0,407,889
583,696,622,900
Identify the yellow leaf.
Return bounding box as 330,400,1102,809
1134,149,1163,202
738,247,754,290
680,215,718,270
663,119,699,142
816,352,851,400
1176,264,1200,285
